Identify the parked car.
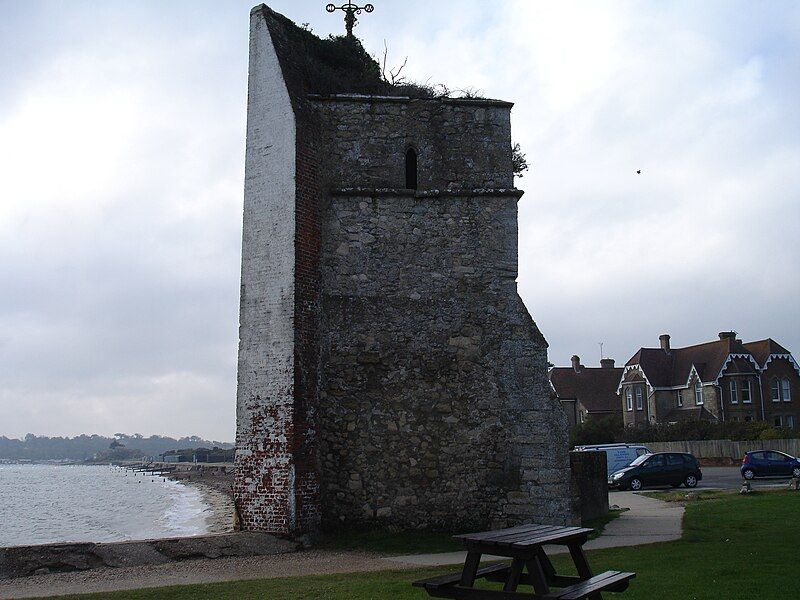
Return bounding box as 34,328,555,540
741,451,800,480
573,443,652,476
608,452,702,491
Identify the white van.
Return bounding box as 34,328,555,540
574,443,652,476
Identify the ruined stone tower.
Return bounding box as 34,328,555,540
235,4,574,535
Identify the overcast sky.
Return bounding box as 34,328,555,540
1,1,798,441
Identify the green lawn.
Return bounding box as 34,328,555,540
316,528,461,554
640,489,734,503
314,509,624,554
51,491,800,600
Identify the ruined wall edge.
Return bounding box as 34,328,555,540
234,7,300,534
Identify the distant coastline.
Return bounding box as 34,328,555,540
0,433,234,463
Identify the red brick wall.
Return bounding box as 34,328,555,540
235,7,322,535
291,123,322,532
761,357,799,428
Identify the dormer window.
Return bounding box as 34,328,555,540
405,147,418,190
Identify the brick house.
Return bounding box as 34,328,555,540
618,332,799,429
551,356,623,426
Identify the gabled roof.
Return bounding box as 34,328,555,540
624,334,794,388
550,365,624,413
724,356,759,375
669,337,744,385
743,339,791,366
625,348,672,387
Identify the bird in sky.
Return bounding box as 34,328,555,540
636,169,642,174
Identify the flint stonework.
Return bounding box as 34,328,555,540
235,4,576,536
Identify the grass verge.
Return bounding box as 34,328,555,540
640,489,736,503
316,528,460,555
316,508,626,553
41,491,800,600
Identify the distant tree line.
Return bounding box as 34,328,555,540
162,447,235,463
570,414,800,447
0,433,233,461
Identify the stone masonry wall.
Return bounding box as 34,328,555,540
317,191,574,531
569,451,609,523
312,97,514,190
237,4,576,535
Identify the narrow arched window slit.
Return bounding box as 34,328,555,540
405,147,418,190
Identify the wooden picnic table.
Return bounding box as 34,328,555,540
413,524,635,600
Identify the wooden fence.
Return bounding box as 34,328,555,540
634,439,800,459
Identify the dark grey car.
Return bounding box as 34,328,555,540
608,452,703,491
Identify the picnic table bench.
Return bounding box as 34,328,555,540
413,524,634,600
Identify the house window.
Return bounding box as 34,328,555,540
742,380,751,404
635,388,643,411
782,379,791,402
626,388,633,411
694,381,703,405
745,415,753,422
677,390,684,407
786,415,795,428
771,378,780,402
405,147,418,190
774,415,783,428
729,380,738,404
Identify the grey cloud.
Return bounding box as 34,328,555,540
0,1,798,440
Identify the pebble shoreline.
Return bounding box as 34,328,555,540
166,469,236,534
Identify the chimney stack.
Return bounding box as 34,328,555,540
601,358,616,369
659,334,671,353
571,355,581,372
719,331,736,340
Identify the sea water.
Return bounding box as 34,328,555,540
0,464,210,547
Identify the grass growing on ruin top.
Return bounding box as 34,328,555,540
42,491,800,600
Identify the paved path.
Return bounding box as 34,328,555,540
0,551,417,599
383,492,684,567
